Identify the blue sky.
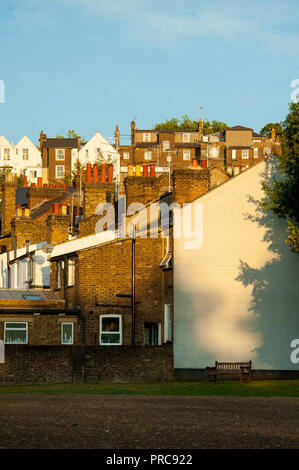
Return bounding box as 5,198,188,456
0,0,298,145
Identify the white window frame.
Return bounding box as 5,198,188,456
100,315,122,345
209,147,220,158
164,304,172,343
254,147,259,158
123,152,130,160
4,148,10,161
163,141,170,151
183,149,191,160
61,322,74,345
183,133,190,143
144,150,152,161
56,165,65,179
242,149,249,159
57,261,62,289
4,322,28,344
232,149,237,160
67,258,75,287
56,149,65,161
264,147,271,156
22,148,29,160
143,133,151,142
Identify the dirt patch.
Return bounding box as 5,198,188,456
0,394,299,449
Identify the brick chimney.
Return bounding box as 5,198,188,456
83,164,114,219
1,174,18,236
28,185,69,210
131,120,136,145
39,130,45,150
172,168,209,205
124,173,159,210
199,118,204,140
115,125,120,150
46,208,70,244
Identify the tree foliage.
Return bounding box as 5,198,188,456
260,122,283,139
56,129,79,139
153,115,227,135
260,102,299,252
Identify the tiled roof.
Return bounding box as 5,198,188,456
0,288,60,300
30,193,71,219
226,126,253,131
43,138,79,149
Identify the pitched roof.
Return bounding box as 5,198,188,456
226,125,253,131
50,230,116,258
30,193,72,219
43,138,78,149
0,288,60,301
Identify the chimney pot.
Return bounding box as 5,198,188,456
135,165,141,177
53,203,60,214
93,164,99,182
101,164,106,182
108,164,113,183
128,165,134,176
86,163,92,182
150,164,156,177
143,165,148,177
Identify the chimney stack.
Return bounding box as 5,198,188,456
131,120,136,145
115,125,120,149
1,176,18,236
172,168,209,205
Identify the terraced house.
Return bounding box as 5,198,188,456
1,122,296,385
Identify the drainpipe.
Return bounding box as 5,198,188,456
6,251,11,288
26,240,34,288
132,225,136,345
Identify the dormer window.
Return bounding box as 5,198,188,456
143,133,151,142
183,133,190,143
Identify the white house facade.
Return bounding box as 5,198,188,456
0,135,42,183
173,160,299,377
78,132,120,183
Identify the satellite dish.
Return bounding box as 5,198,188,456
42,243,54,254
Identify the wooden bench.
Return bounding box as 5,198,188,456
206,361,252,383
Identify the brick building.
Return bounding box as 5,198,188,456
0,124,284,384
116,121,281,192
40,131,81,184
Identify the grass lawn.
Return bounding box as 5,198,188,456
0,380,299,397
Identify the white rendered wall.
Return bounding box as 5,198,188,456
174,160,299,370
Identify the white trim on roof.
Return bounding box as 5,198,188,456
50,231,116,258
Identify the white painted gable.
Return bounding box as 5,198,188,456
0,135,13,166
78,131,120,181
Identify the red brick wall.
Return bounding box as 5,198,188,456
0,344,173,384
